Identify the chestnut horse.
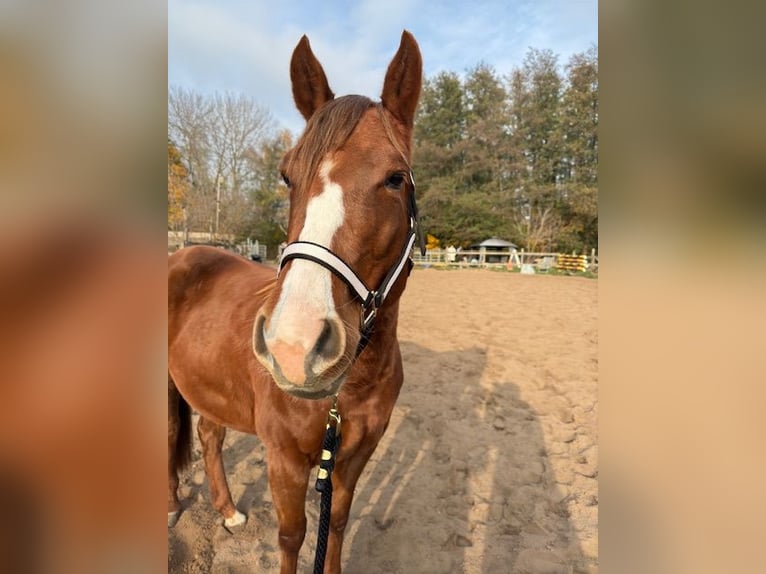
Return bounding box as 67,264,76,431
168,31,423,573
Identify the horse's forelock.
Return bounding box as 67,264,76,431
287,95,375,188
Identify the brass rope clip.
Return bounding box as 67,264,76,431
316,394,341,483
326,393,341,430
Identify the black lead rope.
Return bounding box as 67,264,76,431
313,398,341,574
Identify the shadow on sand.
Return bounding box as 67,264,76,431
342,341,591,574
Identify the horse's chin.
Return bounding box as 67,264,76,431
273,374,346,401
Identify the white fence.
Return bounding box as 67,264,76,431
167,231,235,250
412,248,598,273
168,232,268,261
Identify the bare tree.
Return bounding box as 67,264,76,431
168,87,276,241
510,199,561,252
169,87,215,234
210,92,275,239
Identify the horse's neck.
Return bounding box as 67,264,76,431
352,300,401,372
375,298,401,342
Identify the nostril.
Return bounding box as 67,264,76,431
313,319,341,361
253,314,269,357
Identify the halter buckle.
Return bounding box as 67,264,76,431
361,303,378,331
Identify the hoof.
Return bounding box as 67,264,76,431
168,511,180,528
224,510,247,528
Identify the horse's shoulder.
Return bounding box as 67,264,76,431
169,247,237,303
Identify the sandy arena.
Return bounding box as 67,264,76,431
168,268,598,573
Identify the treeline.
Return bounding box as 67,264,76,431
414,46,598,252
168,45,597,255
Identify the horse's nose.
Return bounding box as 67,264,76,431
254,313,346,388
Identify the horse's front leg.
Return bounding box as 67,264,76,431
324,444,378,574
168,378,183,527
267,448,311,574
197,416,246,527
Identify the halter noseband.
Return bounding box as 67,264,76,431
278,172,425,357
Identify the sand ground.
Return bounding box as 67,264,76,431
168,269,598,573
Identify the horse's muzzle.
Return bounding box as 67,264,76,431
253,312,349,398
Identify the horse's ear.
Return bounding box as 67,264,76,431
290,35,335,121
381,30,423,129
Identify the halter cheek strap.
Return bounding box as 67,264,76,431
278,172,425,357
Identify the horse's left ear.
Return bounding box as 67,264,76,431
381,30,422,129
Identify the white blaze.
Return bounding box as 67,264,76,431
267,160,344,347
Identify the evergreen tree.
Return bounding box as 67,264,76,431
506,49,564,251
414,71,468,245
558,46,598,252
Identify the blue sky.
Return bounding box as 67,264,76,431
169,0,597,134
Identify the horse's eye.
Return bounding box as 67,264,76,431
385,173,406,191
280,172,291,187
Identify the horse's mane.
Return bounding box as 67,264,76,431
254,275,277,299
286,95,375,185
